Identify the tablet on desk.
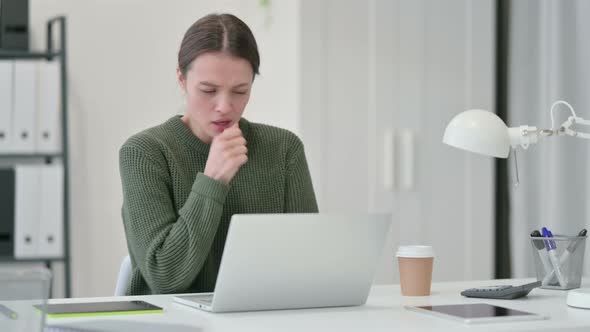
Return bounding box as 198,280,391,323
405,303,548,324
34,300,163,318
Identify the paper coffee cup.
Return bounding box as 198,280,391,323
396,245,435,296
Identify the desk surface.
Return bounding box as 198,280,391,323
47,278,590,332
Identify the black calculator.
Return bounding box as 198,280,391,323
460,281,541,299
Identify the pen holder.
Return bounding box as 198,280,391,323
0,268,51,332
530,235,587,290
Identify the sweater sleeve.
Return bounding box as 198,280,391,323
284,138,319,213
119,144,229,294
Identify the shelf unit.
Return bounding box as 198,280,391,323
0,16,71,297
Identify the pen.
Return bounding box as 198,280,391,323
0,303,18,320
542,227,567,287
543,229,587,285
531,230,554,281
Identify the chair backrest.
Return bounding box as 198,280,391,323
114,255,131,296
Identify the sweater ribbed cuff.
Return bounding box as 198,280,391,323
192,173,230,204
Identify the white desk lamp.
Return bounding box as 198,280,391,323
442,100,590,309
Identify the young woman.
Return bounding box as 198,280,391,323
119,13,318,295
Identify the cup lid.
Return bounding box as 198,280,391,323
396,245,435,258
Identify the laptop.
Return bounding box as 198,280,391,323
173,213,391,313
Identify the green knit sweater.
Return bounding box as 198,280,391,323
119,116,318,295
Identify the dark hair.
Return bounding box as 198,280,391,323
178,13,260,79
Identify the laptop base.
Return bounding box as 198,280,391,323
174,294,214,312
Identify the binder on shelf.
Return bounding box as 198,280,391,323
12,60,37,153
0,61,13,153
14,165,41,258
38,164,64,258
36,60,61,154
0,16,70,297
0,168,15,257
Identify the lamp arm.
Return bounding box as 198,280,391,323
504,103,588,188
508,115,590,150
508,126,539,149
548,100,590,139
560,116,590,139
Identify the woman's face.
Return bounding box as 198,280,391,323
178,52,253,143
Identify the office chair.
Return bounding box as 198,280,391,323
114,255,131,296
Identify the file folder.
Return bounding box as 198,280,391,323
0,61,13,153
12,60,37,153
36,60,61,154
14,165,41,258
38,164,64,258
0,168,15,257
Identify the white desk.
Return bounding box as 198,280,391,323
47,278,590,332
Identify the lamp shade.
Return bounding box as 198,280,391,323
442,109,510,158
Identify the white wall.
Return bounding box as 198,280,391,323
300,0,495,284
30,0,300,297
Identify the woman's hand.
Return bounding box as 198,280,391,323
204,123,248,184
